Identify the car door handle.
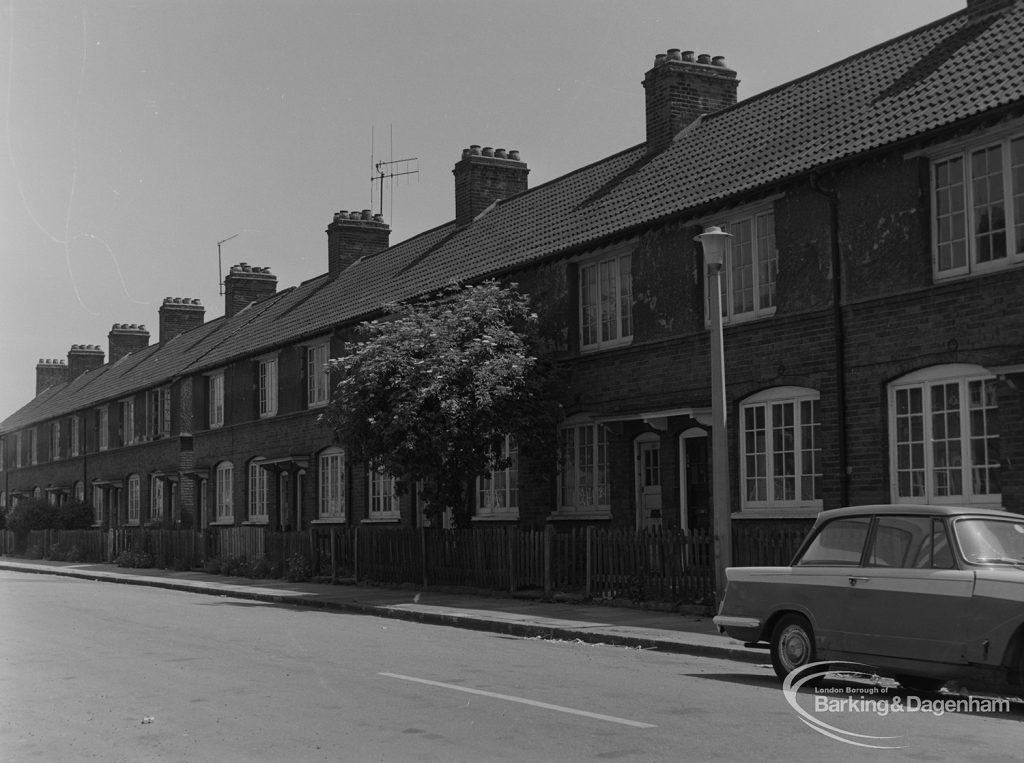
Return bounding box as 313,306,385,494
848,576,869,586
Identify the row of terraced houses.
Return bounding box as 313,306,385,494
2,0,1023,549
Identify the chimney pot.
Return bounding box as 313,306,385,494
470,145,481,155
495,148,507,159
644,46,739,153
482,146,494,157
654,53,666,67
326,206,391,276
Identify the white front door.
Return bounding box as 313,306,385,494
636,437,663,529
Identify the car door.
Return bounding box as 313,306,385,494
789,515,873,655
844,515,972,665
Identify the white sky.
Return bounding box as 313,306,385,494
1,0,965,420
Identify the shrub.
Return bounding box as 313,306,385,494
249,557,274,579
285,552,311,582
114,549,154,568
219,555,248,577
6,499,94,534
203,556,222,574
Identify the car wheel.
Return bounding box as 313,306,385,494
895,675,945,693
770,614,817,681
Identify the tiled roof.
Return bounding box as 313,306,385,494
5,2,1024,432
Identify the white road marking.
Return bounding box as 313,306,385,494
379,672,657,729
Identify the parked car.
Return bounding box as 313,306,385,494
713,504,1024,692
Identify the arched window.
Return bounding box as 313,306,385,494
740,387,821,509
476,435,518,519
127,475,141,524
248,458,268,522
888,364,1000,506
215,462,234,523
318,447,346,521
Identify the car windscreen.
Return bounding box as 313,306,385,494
954,518,1024,565
796,516,871,566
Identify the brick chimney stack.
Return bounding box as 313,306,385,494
643,50,738,153
326,210,391,277
224,263,277,318
67,344,105,381
159,298,205,343
108,323,150,363
453,146,529,229
35,358,69,395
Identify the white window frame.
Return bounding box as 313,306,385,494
257,355,279,418
931,127,1024,280
149,387,171,439
97,407,109,451
578,243,633,352
49,421,61,461
306,341,330,408
557,421,611,516
888,364,1001,507
476,435,519,519
127,475,141,525
368,467,400,520
215,462,234,523
70,415,80,457
150,478,164,522
120,398,135,446
740,387,822,511
208,372,225,429
318,447,346,521
247,459,269,522
703,206,778,325
92,485,103,524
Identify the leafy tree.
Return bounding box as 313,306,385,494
320,281,560,527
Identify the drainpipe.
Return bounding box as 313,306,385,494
810,174,850,507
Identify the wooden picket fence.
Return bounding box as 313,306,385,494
0,521,811,605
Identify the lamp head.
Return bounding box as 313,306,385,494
693,226,733,268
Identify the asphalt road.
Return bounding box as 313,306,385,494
1,570,1021,762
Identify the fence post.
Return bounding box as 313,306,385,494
330,526,337,582
508,528,515,593
585,525,593,598
544,525,552,595
353,525,359,582
420,527,427,587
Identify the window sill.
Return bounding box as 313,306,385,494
243,520,269,526
473,513,520,522
549,509,612,521
732,508,820,520
209,521,235,526
361,517,400,524
579,338,633,355
312,518,347,525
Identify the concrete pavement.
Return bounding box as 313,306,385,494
0,557,766,665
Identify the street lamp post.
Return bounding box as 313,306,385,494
694,226,733,605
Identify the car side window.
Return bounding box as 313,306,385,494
929,520,956,569
869,515,929,568
797,517,871,566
